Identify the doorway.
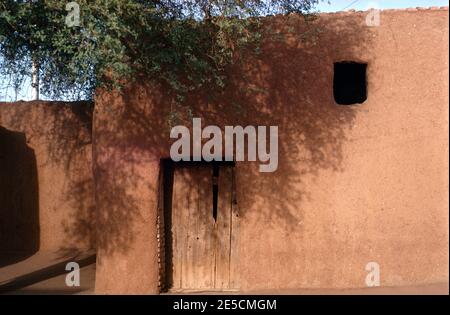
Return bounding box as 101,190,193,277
160,160,239,292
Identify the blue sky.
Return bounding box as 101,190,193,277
317,0,448,12
1,0,448,101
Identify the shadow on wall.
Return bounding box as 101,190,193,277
0,101,95,260
93,12,375,258
0,126,39,267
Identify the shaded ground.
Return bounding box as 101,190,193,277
4,264,96,295
3,258,447,295
1,250,447,295
0,250,95,294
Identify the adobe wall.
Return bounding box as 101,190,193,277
0,101,96,258
93,8,449,293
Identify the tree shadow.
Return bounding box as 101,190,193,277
221,12,376,228
93,12,376,289
0,126,39,267
0,101,95,261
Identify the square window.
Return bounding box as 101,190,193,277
333,62,367,105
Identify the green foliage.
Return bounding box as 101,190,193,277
0,0,319,101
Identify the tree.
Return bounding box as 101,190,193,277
0,0,319,102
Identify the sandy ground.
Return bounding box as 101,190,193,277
239,283,449,295
4,264,96,295
4,261,447,295
0,250,95,294
1,251,447,295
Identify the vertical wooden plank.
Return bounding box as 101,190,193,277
171,167,183,290
186,168,200,289
229,167,240,289
184,166,214,289
171,165,216,290
181,167,194,289
197,166,215,289
215,166,233,289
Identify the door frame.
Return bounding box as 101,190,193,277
157,159,239,293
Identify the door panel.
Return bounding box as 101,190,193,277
169,164,237,291
215,166,232,289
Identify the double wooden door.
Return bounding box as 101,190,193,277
168,163,238,291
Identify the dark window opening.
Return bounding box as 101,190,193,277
333,61,367,105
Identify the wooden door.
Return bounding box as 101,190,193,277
168,163,238,291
